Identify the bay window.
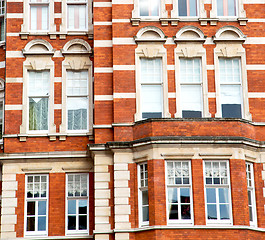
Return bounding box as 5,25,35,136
166,161,192,223
28,71,49,131
66,174,89,234
67,0,87,31
140,58,163,119
204,161,232,224
180,58,202,118
30,0,49,31
138,163,149,226
67,70,88,131
219,58,242,118
25,175,48,235
246,162,257,226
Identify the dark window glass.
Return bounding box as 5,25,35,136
222,104,241,118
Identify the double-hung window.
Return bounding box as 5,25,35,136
0,0,4,41
178,0,198,17
28,71,49,131
204,161,232,224
219,58,242,118
30,0,49,31
246,162,257,226
217,0,236,16
67,0,87,31
67,70,88,131
140,58,163,119
180,58,202,118
66,174,89,234
139,0,160,17
138,163,149,226
25,175,48,235
166,161,192,223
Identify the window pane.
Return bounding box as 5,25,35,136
141,85,162,114
79,215,87,230
219,188,229,203
169,204,178,220
68,216,76,230
179,0,187,16
181,205,191,219
68,200,76,214
143,206,149,222
249,206,253,222
38,216,46,231
30,6,48,31
38,201,46,215
29,98,48,130
220,204,230,219
207,205,217,219
206,188,216,203
228,0,236,16
67,71,88,95
142,190,149,205
79,200,87,214
67,97,88,130
248,190,252,205
68,5,87,30
189,0,197,16
27,217,35,231
27,202,35,215
140,0,159,16
180,188,190,203
181,85,202,115
168,188,178,204
141,58,162,84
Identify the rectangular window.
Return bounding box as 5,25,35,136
67,71,88,131
66,174,89,234
219,58,242,118
180,58,202,118
204,161,232,224
178,0,198,16
30,0,49,31
138,163,149,226
25,175,48,235
0,0,5,41
246,162,256,226
166,161,192,223
140,58,163,119
217,0,236,16
28,71,49,131
0,0,4,15
139,0,160,17
67,0,87,30
0,101,3,139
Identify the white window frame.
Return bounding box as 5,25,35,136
138,163,149,227
203,160,233,225
60,39,93,135
66,70,89,133
21,0,56,35
29,0,49,32
24,174,49,236
174,26,210,118
65,173,89,236
134,27,170,121
165,161,193,225
213,27,251,120
132,0,168,20
21,39,56,135
60,0,92,35
27,70,50,133
0,0,5,43
246,162,257,227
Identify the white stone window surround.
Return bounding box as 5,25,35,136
246,162,257,227
138,162,149,227
174,26,210,118
171,0,207,20
20,0,56,38
203,160,233,225
210,0,247,23
60,0,93,36
60,39,93,135
24,174,49,236
165,160,194,225
213,26,251,121
65,173,89,235
134,26,170,121
20,39,56,135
